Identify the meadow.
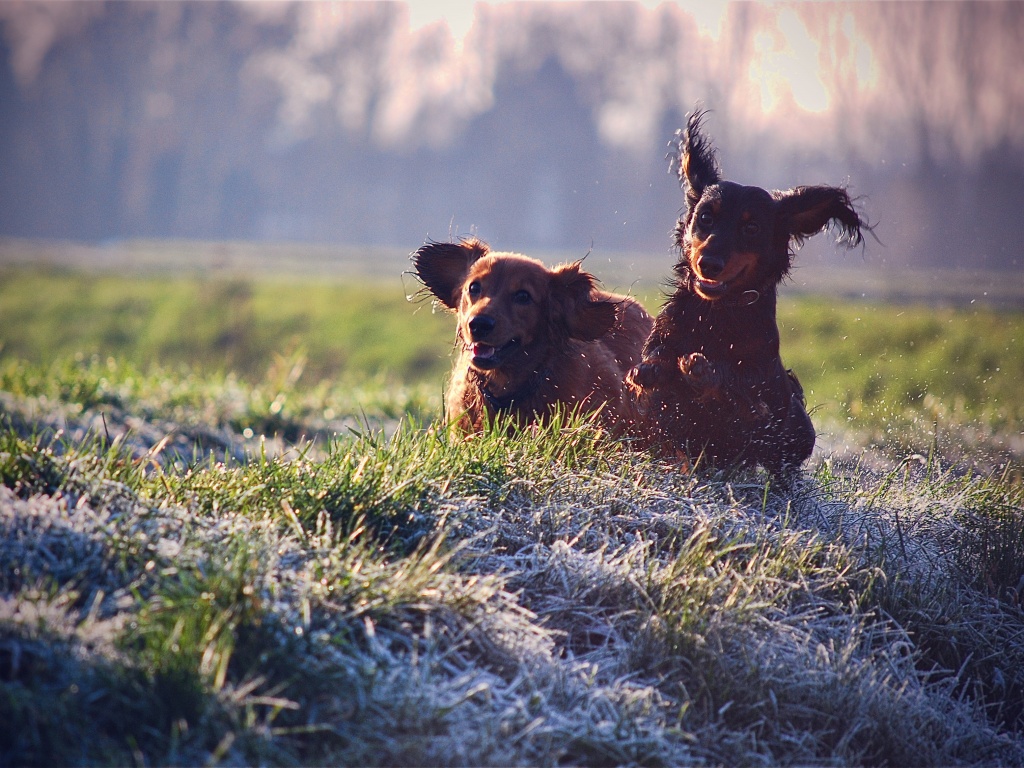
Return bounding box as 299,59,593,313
1,244,1023,766
1,262,1020,471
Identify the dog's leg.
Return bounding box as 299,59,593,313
760,370,815,481
782,369,815,463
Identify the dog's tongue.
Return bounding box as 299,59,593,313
473,344,496,359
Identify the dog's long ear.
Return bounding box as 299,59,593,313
412,238,490,309
677,109,721,213
551,262,617,342
774,186,866,248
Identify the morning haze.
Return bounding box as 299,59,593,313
0,1,1021,272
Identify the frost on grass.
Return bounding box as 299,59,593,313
0,440,687,764
0,356,439,468
1,398,1023,764
796,455,1024,737
453,450,1024,765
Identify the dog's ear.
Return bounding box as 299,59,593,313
774,185,866,248
412,238,490,309
551,262,617,342
677,109,721,213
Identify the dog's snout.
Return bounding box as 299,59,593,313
468,314,496,340
697,254,725,279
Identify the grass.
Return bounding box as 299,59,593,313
776,297,1024,470
1,396,1023,765
1,255,1023,764
0,267,452,383
3,265,1021,470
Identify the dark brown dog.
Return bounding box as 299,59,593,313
413,237,653,433
627,110,867,478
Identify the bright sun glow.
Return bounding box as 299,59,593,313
408,0,477,51
675,0,728,40
750,8,829,114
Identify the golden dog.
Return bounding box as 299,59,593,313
413,237,652,433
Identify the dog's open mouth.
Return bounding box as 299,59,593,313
470,338,520,369
695,277,730,298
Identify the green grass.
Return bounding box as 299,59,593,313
1,259,1024,763
0,267,453,383
3,266,1022,470
777,297,1024,459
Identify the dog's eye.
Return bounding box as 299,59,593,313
467,281,481,297
512,289,532,305
697,211,714,228
742,222,760,236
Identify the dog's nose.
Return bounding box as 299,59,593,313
697,254,725,279
468,314,495,340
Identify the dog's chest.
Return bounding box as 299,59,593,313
666,299,778,363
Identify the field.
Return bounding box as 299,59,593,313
1,240,1024,765
2,242,1020,472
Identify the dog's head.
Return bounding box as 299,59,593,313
673,110,866,302
413,238,618,373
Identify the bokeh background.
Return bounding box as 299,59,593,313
1,0,1022,271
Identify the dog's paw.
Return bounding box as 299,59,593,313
626,360,662,391
679,352,717,387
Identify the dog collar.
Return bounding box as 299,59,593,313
694,279,763,306
728,289,761,307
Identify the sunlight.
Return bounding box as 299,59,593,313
686,0,728,40
750,8,829,114
408,0,476,52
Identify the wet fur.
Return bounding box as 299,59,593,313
627,110,867,478
414,237,653,433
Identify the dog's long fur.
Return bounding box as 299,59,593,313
627,110,867,477
414,237,653,433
